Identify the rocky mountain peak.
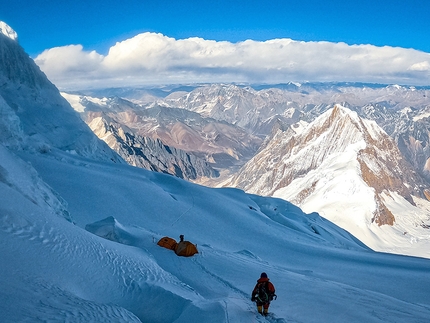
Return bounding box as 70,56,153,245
227,104,428,235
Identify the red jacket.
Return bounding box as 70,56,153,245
252,277,275,300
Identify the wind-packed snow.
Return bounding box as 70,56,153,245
2,147,430,323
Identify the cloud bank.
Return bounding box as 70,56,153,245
34,32,430,90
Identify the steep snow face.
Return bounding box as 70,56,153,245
227,105,430,257
0,95,24,149
0,31,122,162
0,145,71,221
0,21,17,41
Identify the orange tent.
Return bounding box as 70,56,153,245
174,240,198,257
157,236,177,250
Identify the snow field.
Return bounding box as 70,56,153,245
1,148,429,322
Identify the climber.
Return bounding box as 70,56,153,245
251,272,276,316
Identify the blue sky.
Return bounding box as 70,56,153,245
2,0,429,56
1,0,429,88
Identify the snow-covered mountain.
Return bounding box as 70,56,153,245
163,83,430,136
162,84,430,183
0,24,121,163
227,105,430,257
71,83,430,182
359,103,430,182
2,21,430,322
165,84,303,138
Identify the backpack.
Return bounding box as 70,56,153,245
256,281,270,303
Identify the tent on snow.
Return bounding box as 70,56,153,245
157,235,198,257
157,236,177,250
174,240,198,257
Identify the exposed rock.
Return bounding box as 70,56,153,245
63,93,263,173
89,116,219,180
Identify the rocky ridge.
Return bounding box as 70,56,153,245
64,93,263,179
88,116,219,180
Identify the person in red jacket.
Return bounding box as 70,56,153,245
251,272,276,316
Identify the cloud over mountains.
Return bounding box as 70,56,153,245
35,32,430,89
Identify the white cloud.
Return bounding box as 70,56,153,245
409,61,430,71
36,45,104,79
34,33,430,90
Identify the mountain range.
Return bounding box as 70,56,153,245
62,92,263,177
70,81,430,178
64,81,430,257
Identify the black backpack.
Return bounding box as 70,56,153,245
256,281,270,303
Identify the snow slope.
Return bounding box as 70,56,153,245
1,146,430,322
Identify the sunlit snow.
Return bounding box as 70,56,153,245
2,146,430,322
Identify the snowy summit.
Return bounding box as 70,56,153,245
0,21,18,41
